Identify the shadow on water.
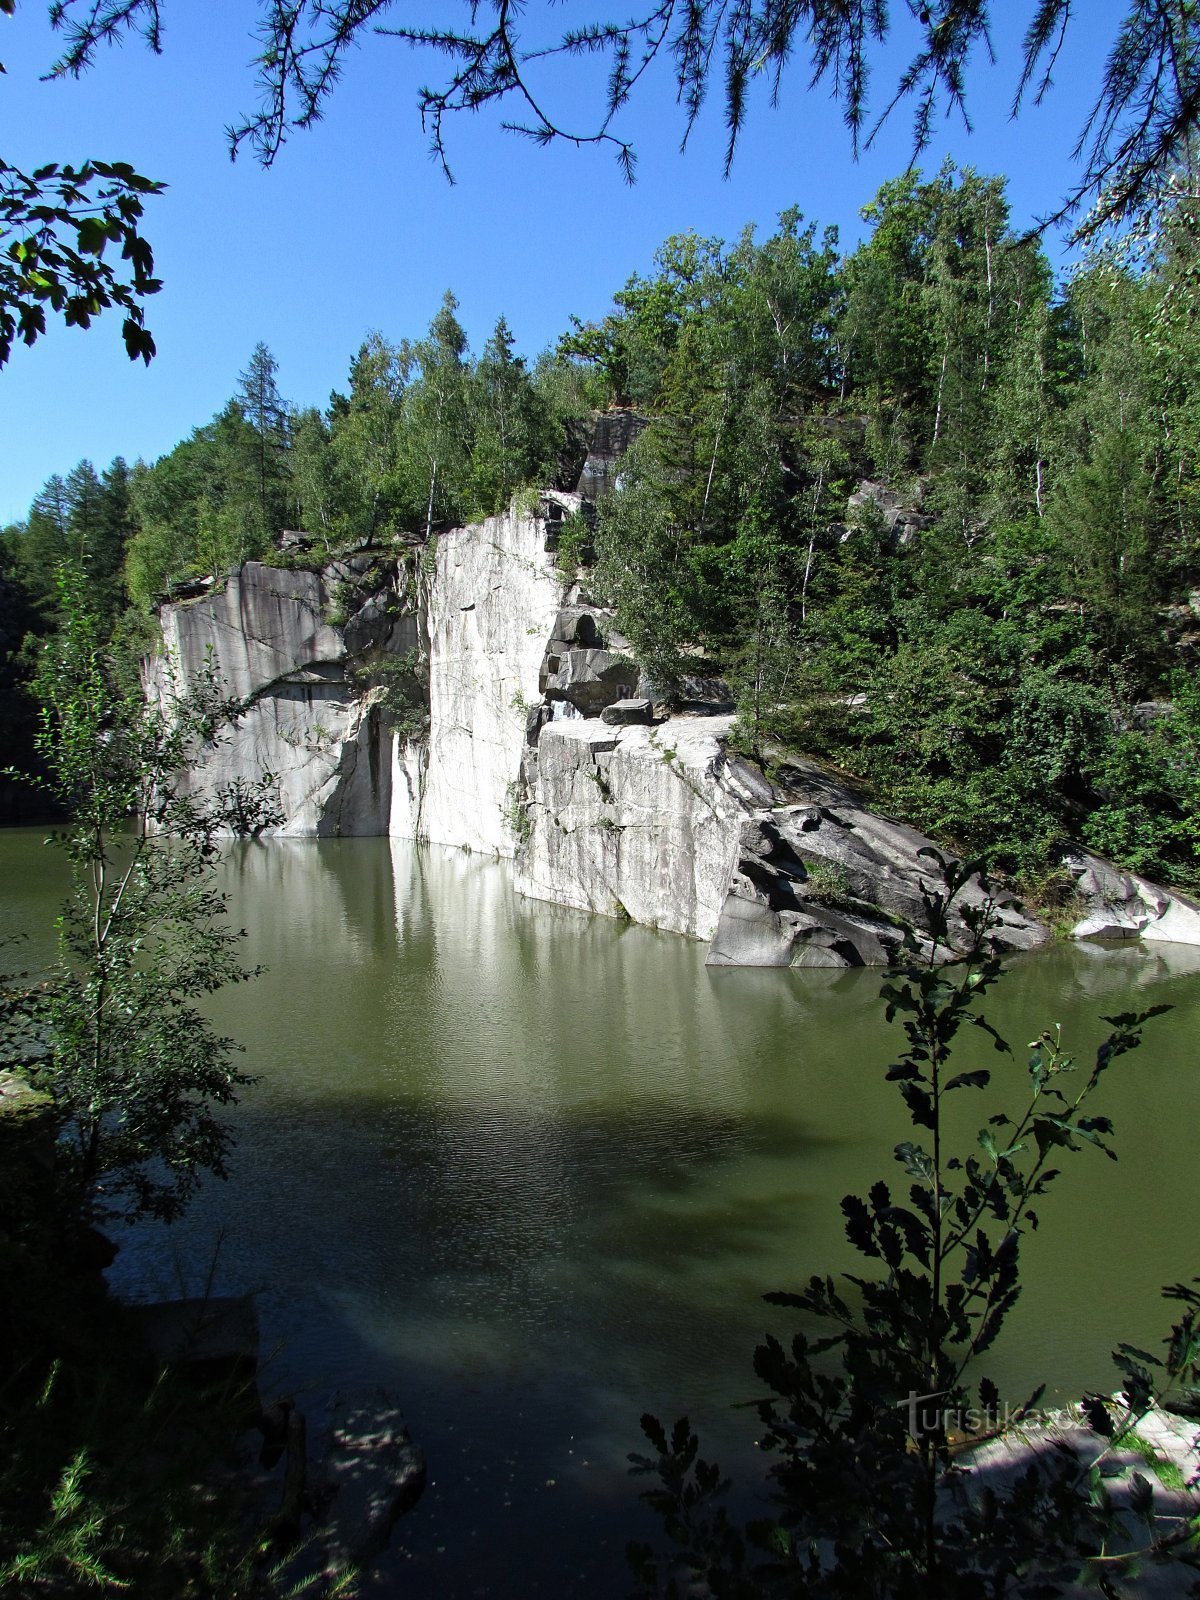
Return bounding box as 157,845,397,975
4,831,1200,1596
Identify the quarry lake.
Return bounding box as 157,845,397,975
3,828,1200,1596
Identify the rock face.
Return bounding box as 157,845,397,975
513,716,748,940
399,505,564,855
149,503,1200,964
709,770,1045,968
1065,848,1200,944
150,560,413,836
846,479,934,539
575,411,648,501
512,719,1048,965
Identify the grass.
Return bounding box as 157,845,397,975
1123,1429,1189,1493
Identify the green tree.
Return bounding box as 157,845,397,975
1047,426,1163,674
328,331,411,543
468,315,556,514
2,563,279,1222
289,404,338,545
236,340,291,539
593,449,703,695
12,2,1200,381
403,291,472,540
123,381,281,605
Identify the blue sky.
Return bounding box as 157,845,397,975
1,3,1124,526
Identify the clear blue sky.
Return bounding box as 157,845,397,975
1,3,1124,526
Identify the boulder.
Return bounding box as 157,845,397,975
601,697,654,725
0,1071,57,1232
1063,848,1200,946
708,803,1047,969
542,647,639,715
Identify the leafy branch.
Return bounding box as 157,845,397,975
630,851,1195,1597
0,157,164,367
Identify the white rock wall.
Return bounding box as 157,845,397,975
413,510,565,856
513,717,745,939
150,563,395,836
146,525,1200,960
153,564,343,702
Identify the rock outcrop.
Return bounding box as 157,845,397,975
149,559,413,835
846,478,934,539
1065,848,1200,945
393,504,564,855
575,411,647,501
147,450,1200,963
513,716,747,940
511,717,1047,966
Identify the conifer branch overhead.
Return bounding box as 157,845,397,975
27,0,1200,234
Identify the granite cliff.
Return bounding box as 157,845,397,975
148,468,1200,965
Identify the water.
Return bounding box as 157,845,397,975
3,830,1199,1595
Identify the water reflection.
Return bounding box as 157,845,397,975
3,830,1198,1597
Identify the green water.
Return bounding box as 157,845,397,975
2,830,1198,1595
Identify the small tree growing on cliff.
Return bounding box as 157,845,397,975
0,563,281,1223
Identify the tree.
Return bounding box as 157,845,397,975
468,315,556,514
235,341,291,537
122,369,287,605
403,291,471,540
8,4,1200,377
328,331,412,543
289,404,339,544
0,562,280,1223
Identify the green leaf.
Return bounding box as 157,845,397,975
945,1069,990,1091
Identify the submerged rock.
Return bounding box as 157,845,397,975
310,1391,427,1578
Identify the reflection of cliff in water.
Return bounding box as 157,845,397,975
36,832,1195,1600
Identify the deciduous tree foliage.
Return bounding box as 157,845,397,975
567,163,1200,888
0,156,162,368
0,563,280,1222
630,860,1200,1596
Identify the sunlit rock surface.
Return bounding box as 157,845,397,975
1066,848,1200,945
149,560,411,836
413,507,563,856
